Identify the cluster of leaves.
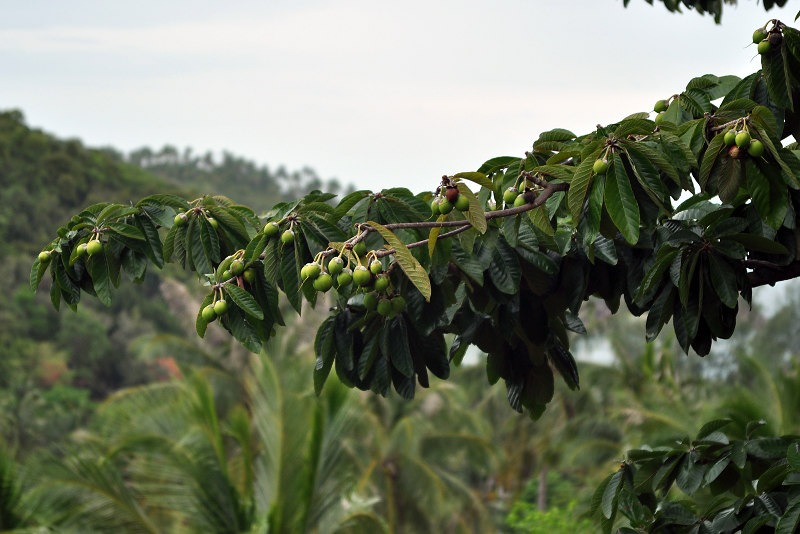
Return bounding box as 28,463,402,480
31,20,800,419
594,420,800,533
623,0,790,23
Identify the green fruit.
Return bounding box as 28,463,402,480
363,292,378,310
38,251,51,263
87,239,103,256
454,194,470,211
369,260,383,275
376,298,392,316
337,268,353,287
753,28,767,44
263,221,279,237
723,130,736,146
391,296,406,314
313,273,333,292
438,198,453,215
202,304,217,322
281,230,295,244
503,187,518,206
757,40,771,54
430,198,441,216
243,268,256,285
230,259,245,276
374,275,389,292
654,112,665,125
76,243,88,257
222,269,232,280
735,131,751,148
653,99,667,113
213,299,228,316
353,242,367,257
513,194,527,208
353,265,372,287
328,256,344,276
748,139,765,158
593,158,609,175
207,217,219,230
174,213,187,227
301,262,321,280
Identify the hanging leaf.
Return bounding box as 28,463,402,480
224,284,264,320
367,221,431,301
456,182,487,234
605,153,640,245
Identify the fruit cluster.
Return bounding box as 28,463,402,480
753,24,782,55
722,120,764,159
653,97,672,125
430,182,471,216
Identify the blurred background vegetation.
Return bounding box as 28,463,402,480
2,109,799,533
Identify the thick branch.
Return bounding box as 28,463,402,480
746,260,800,288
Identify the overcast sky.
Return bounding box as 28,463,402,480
2,0,797,195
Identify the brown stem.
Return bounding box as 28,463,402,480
747,260,800,288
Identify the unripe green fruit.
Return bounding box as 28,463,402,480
593,158,609,175
353,265,371,287
430,198,441,216
281,230,295,244
653,100,667,113
313,273,333,292
735,131,751,148
243,268,256,285
374,275,389,292
301,262,321,280
513,194,527,208
748,139,765,158
369,259,382,275
174,213,187,227
202,304,217,322
438,198,453,215
87,239,103,256
230,259,245,276
207,217,219,230
757,40,771,54
753,28,767,44
38,251,51,263
377,298,392,316
328,256,344,276
503,187,518,206
391,296,406,314
76,243,88,257
263,221,279,237
454,194,470,211
222,269,232,280
337,268,353,287
214,299,228,316
353,242,367,257
363,292,378,310
723,130,736,146
654,112,665,125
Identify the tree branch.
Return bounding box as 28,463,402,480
746,260,800,288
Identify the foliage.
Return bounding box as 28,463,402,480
626,0,791,23
506,500,594,534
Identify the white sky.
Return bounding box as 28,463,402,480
1,0,798,196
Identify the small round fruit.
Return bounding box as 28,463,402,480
202,304,217,322
213,299,228,316
757,40,771,54
748,139,765,158
353,242,367,257
369,260,383,275
263,221,279,237
363,292,378,310
327,256,344,276
337,268,353,287
87,239,104,256
513,194,527,208
430,198,441,217
373,275,389,292
391,296,406,314
313,273,333,292
735,131,751,148
445,187,459,203
353,265,372,287
654,112,665,125
728,146,743,159
503,187,518,206
243,268,256,285
281,229,295,244
230,259,245,276
593,158,609,175
377,298,392,316
438,198,453,215
222,269,232,280
653,99,667,113
301,262,321,280
723,130,736,146
174,213,187,227
768,32,782,47
207,217,219,230
454,194,470,212
38,251,51,263
753,28,767,44
76,243,88,257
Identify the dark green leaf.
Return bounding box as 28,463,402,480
605,153,640,245
224,284,264,320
